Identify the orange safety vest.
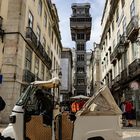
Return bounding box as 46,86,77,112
71,102,77,112
76,102,80,111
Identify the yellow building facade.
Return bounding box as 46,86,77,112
0,0,62,123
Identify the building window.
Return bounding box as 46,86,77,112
34,57,39,77
122,17,126,34
38,0,42,16
117,30,120,44
77,79,85,85
77,44,84,50
116,7,119,22
77,67,84,73
121,51,127,70
36,26,41,41
112,20,114,31
113,39,115,48
132,43,139,60
51,31,54,43
25,48,32,70
28,11,34,28
77,33,84,40
130,0,135,18
41,63,45,80
44,12,47,27
77,54,84,61
42,37,46,48
121,0,125,8
114,64,117,77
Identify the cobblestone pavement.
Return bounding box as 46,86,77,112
0,125,140,139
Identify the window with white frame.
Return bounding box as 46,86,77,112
38,0,42,16
121,51,127,70
117,30,120,44
130,0,135,18
25,48,32,70
122,17,126,34
28,11,34,28
34,57,39,77
132,43,139,60
113,39,115,48
36,26,41,41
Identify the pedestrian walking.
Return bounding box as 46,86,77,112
0,96,6,111
124,99,134,127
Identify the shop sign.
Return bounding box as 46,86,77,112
129,81,139,90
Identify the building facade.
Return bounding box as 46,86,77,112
70,3,92,96
60,48,73,103
0,0,62,123
100,0,140,123
89,44,102,95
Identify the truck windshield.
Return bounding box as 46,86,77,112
16,85,37,106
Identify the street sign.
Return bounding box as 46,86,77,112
129,81,139,90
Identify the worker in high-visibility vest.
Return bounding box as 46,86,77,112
76,102,80,111
71,101,77,113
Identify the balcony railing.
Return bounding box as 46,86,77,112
26,27,38,48
110,35,128,64
126,15,139,41
23,69,35,83
37,42,52,69
129,59,140,78
26,27,52,69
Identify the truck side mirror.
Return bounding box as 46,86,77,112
69,113,76,122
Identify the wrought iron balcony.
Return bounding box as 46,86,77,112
37,41,52,70
128,58,140,78
26,27,38,49
126,15,139,42
121,68,127,83
110,35,128,64
44,52,52,69
23,69,35,83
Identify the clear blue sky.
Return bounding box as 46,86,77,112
52,0,105,51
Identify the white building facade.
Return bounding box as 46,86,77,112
100,0,140,125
